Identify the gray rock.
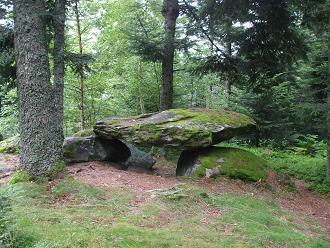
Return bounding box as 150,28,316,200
216,158,225,163
122,143,156,170
63,136,131,163
94,108,256,150
205,167,221,178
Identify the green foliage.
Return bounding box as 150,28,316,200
290,134,326,156
251,148,330,196
71,129,94,137
9,171,31,185
0,89,19,138
0,194,12,247
0,135,19,154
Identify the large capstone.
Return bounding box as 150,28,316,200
63,136,131,163
176,146,267,182
94,108,256,150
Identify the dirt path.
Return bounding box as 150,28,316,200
1,155,329,235
0,154,18,185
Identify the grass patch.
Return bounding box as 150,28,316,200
9,170,31,185
0,181,328,247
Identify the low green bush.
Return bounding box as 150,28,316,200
9,171,31,185
250,147,330,196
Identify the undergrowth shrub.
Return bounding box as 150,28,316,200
9,171,31,185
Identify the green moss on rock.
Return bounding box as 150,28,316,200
177,146,267,182
72,129,95,137
95,108,256,149
167,108,255,127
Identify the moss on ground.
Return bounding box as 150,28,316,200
192,147,267,181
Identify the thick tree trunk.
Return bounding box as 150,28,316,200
327,17,330,179
160,0,179,111
53,0,66,163
13,0,64,177
74,0,85,130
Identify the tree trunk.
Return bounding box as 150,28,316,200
327,16,330,179
160,0,179,111
137,61,145,114
53,0,66,163
74,0,85,130
224,22,233,107
13,0,64,177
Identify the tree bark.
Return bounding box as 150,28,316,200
74,0,85,130
13,0,65,177
53,0,66,163
160,0,179,111
137,61,145,114
327,16,330,179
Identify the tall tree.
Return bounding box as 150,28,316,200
74,0,85,131
294,0,330,178
160,0,179,110
13,0,66,177
327,16,330,179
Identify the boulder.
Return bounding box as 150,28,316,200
122,143,156,170
0,135,19,154
94,108,256,150
176,146,267,182
63,136,131,163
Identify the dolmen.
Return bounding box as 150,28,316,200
64,108,267,181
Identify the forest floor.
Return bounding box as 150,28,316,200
0,154,330,247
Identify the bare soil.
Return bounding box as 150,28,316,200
0,154,18,185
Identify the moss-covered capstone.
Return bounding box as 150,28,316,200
0,135,19,154
94,108,256,150
176,146,267,181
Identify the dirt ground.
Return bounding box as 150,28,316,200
1,155,329,235
68,160,330,236
0,154,18,185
